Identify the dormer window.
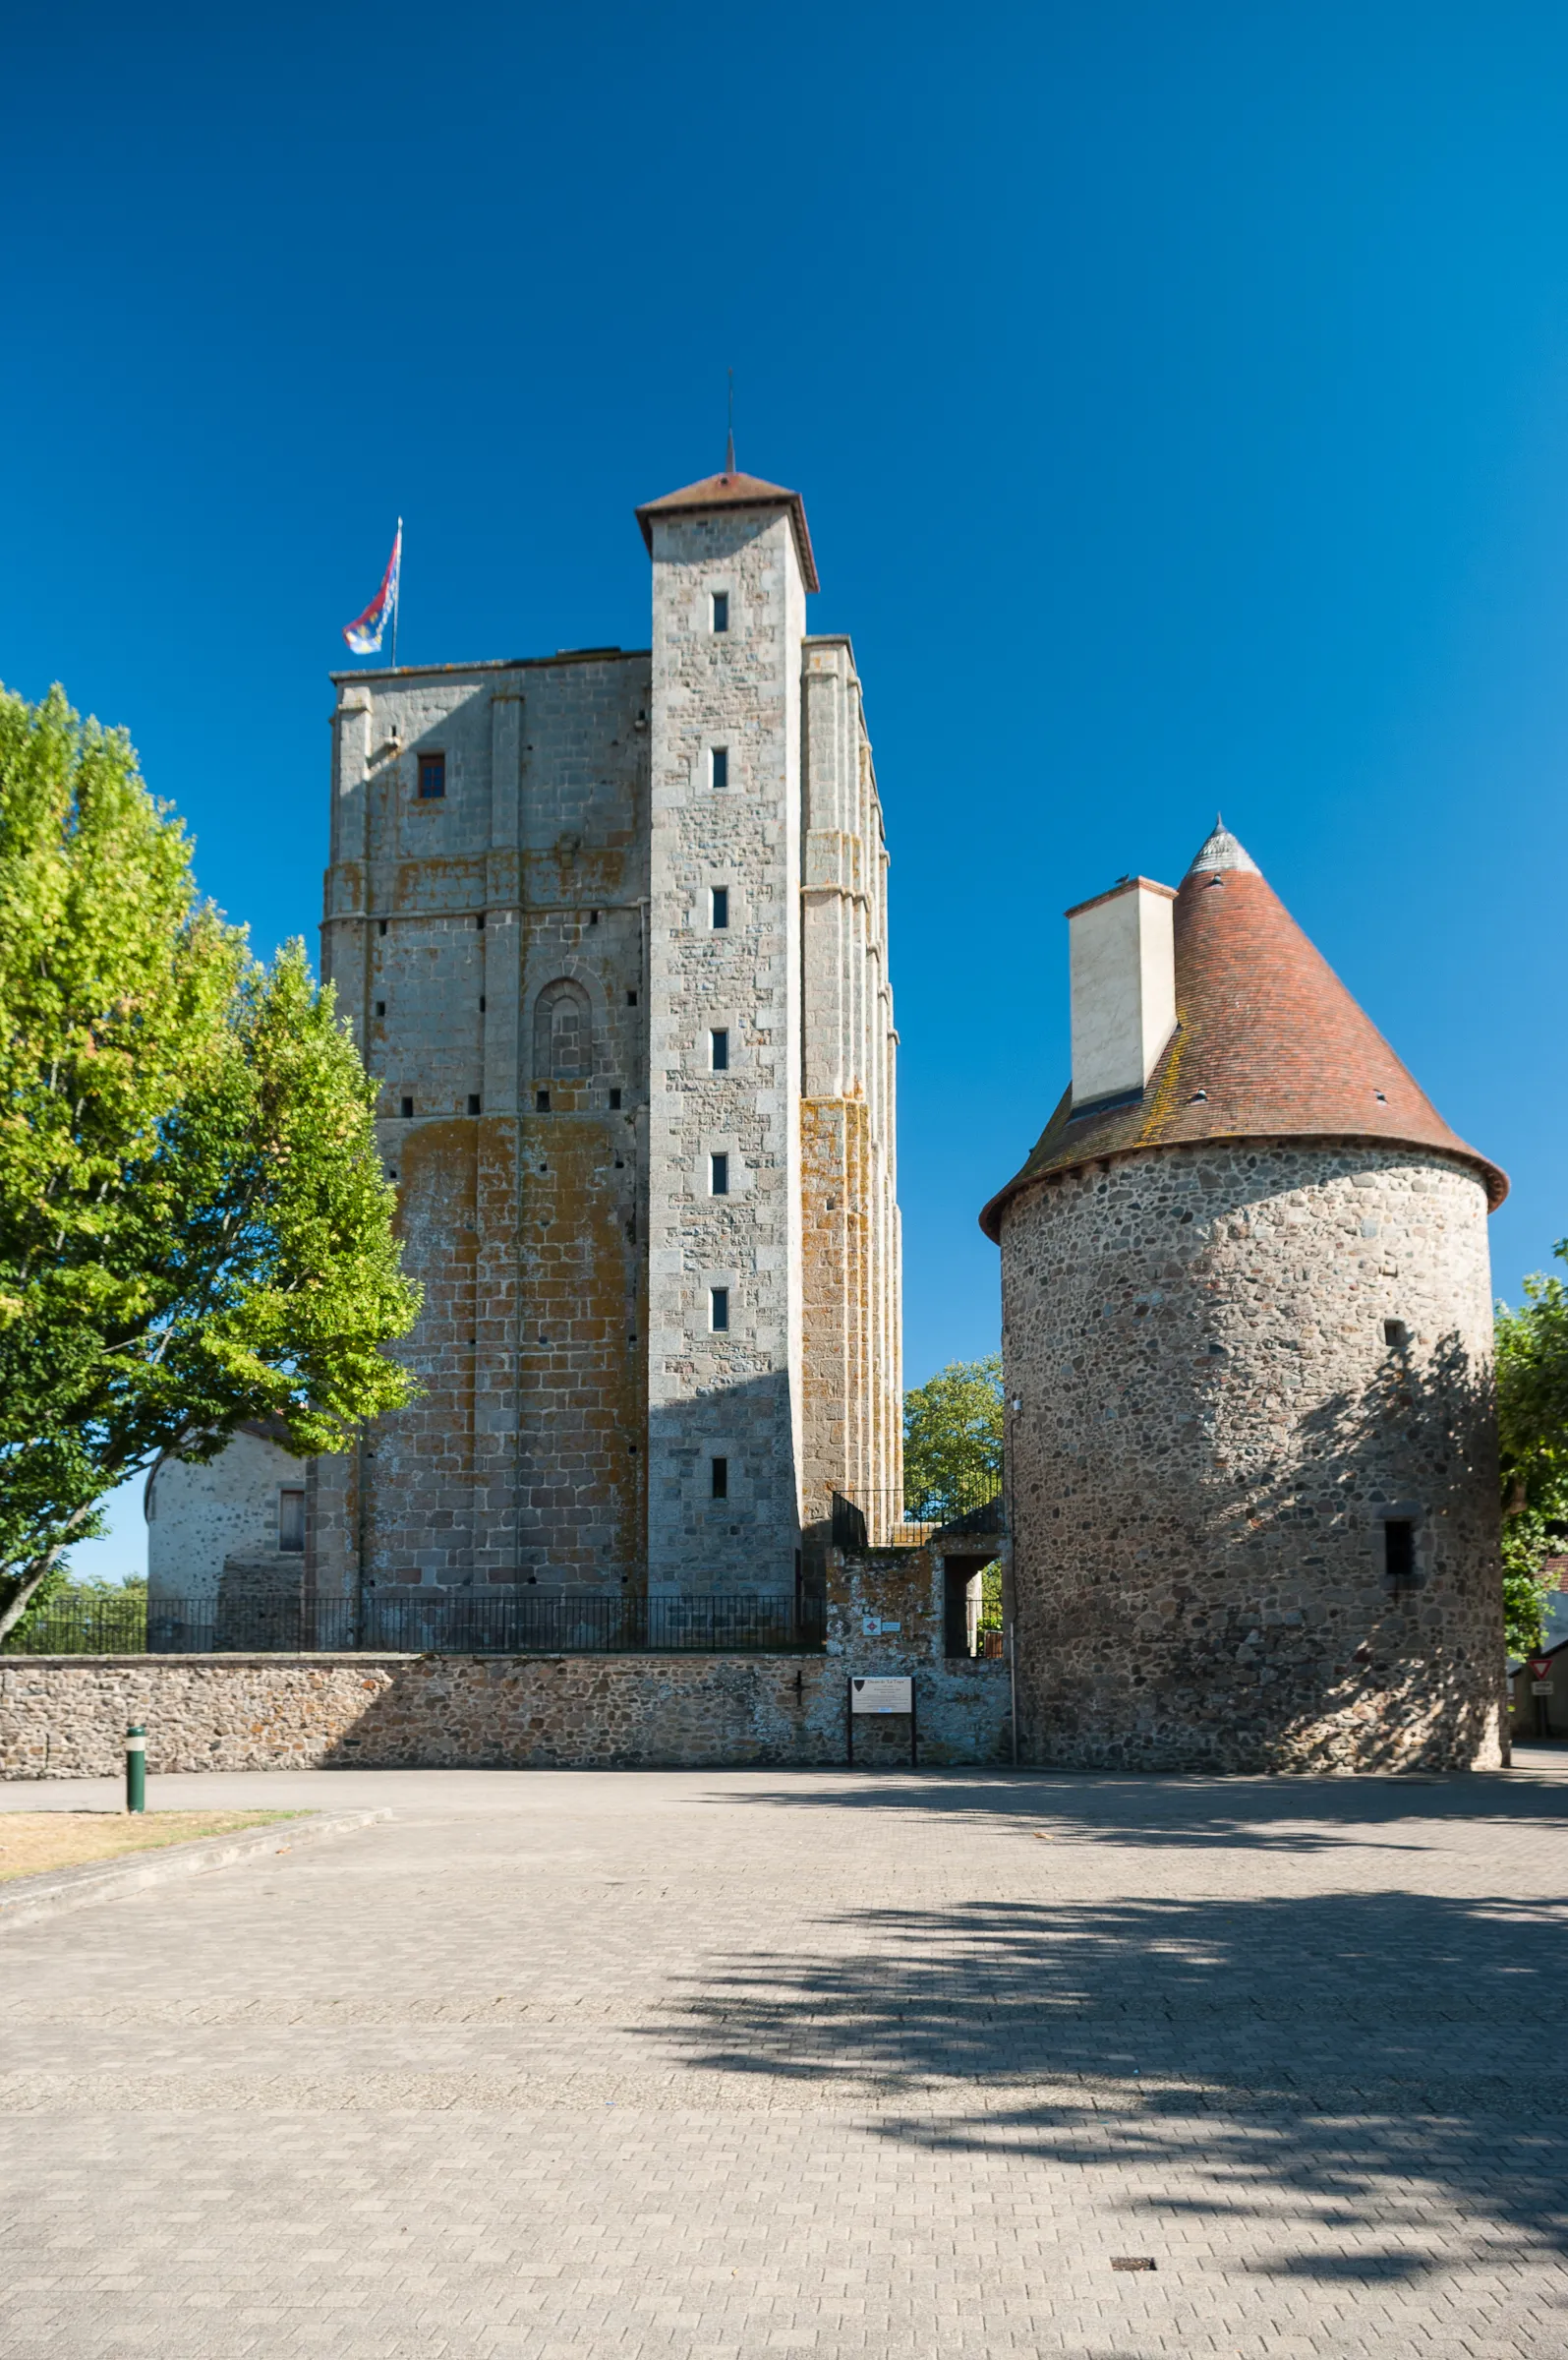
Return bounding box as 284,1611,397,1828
712,591,729,633
418,752,445,800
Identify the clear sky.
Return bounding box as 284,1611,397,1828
6,2,1568,1577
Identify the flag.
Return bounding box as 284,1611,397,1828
342,519,402,655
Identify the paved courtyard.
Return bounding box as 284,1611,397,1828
2,1758,1567,2357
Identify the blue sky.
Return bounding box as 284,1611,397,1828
6,2,1568,1576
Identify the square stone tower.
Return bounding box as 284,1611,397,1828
306,462,901,1616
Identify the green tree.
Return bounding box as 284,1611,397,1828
1495,1250,1568,1659
0,684,421,1641
902,1353,1004,1511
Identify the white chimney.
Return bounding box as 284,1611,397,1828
1067,877,1178,1108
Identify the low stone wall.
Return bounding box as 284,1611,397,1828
1,1647,1012,1778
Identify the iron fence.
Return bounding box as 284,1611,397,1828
829,1483,1004,1552
3,1589,827,1658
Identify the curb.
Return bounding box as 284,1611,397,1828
0,1807,391,1928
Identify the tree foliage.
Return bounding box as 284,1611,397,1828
1495,1250,1568,1659
902,1353,1004,1510
0,684,420,1638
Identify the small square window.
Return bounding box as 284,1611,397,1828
711,1151,729,1196
378,918,388,936
711,1285,729,1332
278,1488,306,1554
418,752,445,800
711,746,729,791
711,1028,729,1072
712,591,729,633
536,1089,551,1113
711,886,729,930
375,1000,386,1017
609,1088,622,1110
711,1455,728,1500
399,1096,414,1119
1384,1319,1408,1349
468,1093,482,1116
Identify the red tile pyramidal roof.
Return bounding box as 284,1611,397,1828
635,442,820,592
979,820,1506,1239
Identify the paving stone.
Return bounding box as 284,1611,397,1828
2,1764,1567,2353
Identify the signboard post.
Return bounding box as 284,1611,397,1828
847,1676,917,1767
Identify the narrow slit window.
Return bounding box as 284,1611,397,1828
278,1489,306,1554
1384,1518,1416,1586
711,886,729,929
375,1000,386,1017
711,1151,729,1196
418,752,445,800
399,1096,414,1119
609,1088,622,1110
711,1455,728,1500
712,591,729,633
711,1028,729,1072
711,746,729,791
467,1093,482,1116
536,1089,551,1112
626,989,638,1007
710,1285,729,1332
378,918,388,936
479,996,487,1013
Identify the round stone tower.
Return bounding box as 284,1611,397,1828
980,822,1508,1773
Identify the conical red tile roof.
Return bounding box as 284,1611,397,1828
635,467,819,592
979,825,1505,1239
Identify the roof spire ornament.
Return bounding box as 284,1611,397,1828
725,367,735,479
1187,816,1260,877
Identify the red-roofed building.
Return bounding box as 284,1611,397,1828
985,822,1507,1773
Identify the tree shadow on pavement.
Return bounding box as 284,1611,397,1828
644,1879,1568,2275
705,1767,1568,1854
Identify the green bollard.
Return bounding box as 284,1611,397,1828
125,1723,145,1814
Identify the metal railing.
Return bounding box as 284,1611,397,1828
829,1483,1004,1552
4,1589,827,1658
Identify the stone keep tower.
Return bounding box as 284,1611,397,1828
303,459,901,1616
981,822,1508,1773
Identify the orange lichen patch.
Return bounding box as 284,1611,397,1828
391,856,488,913
801,1096,883,1521
517,1109,645,1591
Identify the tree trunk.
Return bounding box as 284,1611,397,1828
0,1513,95,1644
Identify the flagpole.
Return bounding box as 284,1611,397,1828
390,518,400,670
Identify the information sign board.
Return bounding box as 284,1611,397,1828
851,1676,913,1715
1533,1680,1554,1696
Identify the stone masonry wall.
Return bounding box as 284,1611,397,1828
799,635,901,1526
645,505,806,1596
1001,1141,1506,1772
2,1641,1008,1777
316,653,650,1601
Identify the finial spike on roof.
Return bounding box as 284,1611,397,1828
725,430,734,477
1188,818,1260,878
725,366,734,479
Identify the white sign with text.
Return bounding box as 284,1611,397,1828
850,1677,913,1716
